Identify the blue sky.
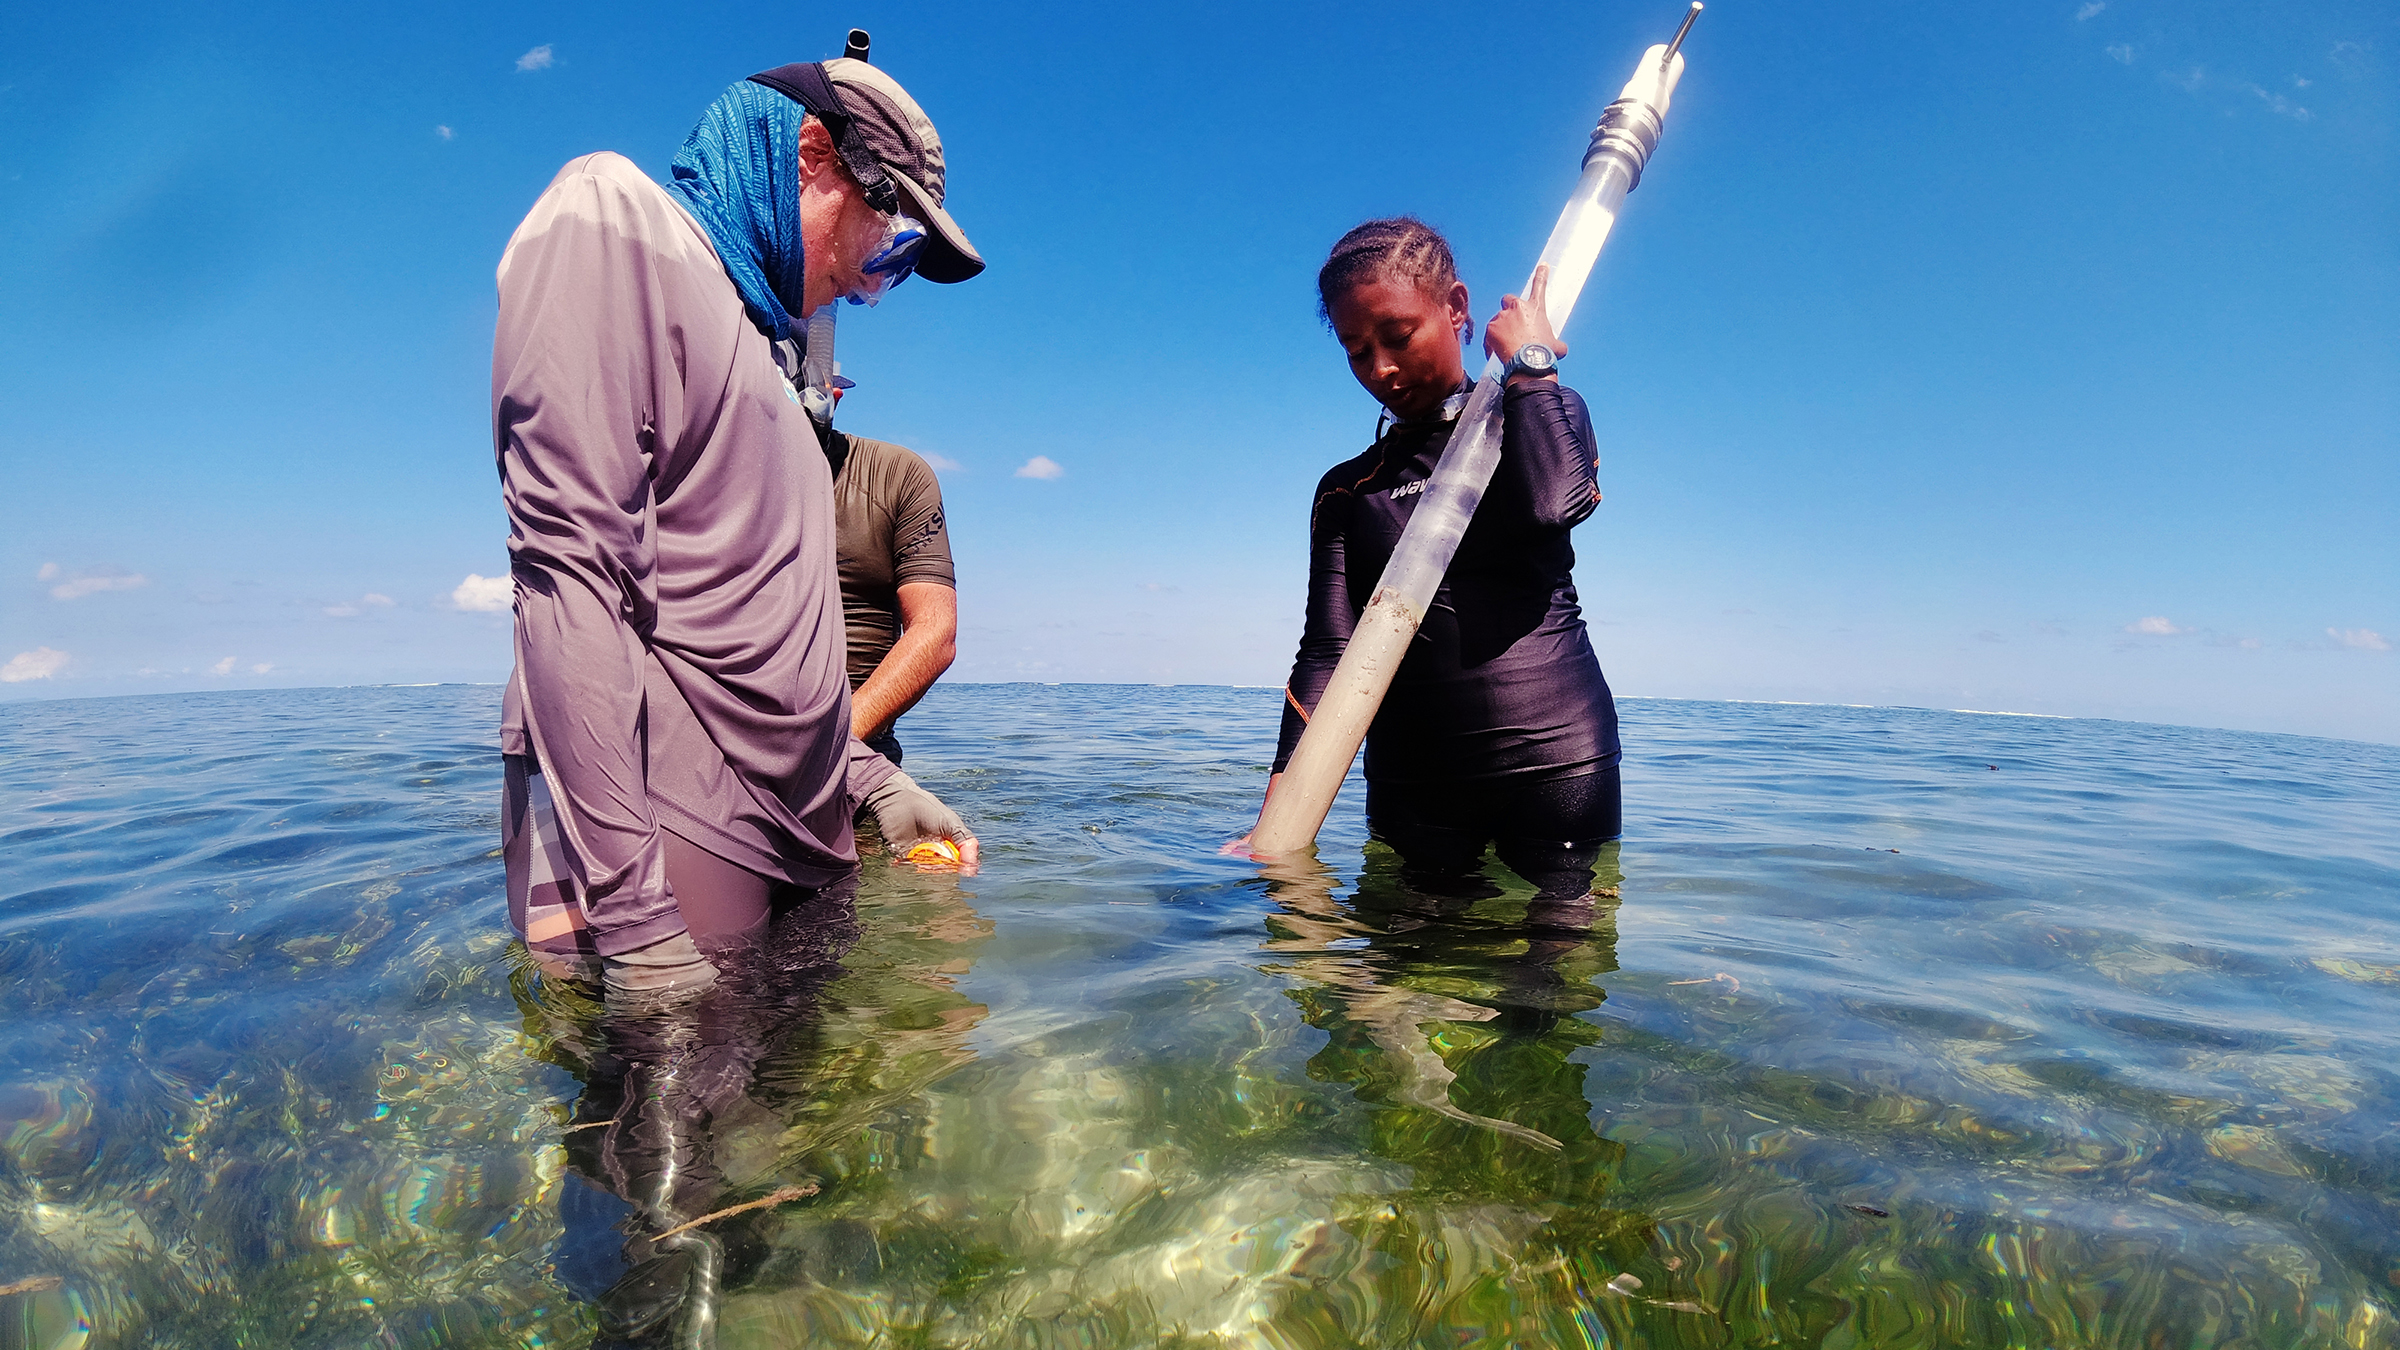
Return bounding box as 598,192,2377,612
2,0,2393,743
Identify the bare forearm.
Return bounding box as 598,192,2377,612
851,592,957,739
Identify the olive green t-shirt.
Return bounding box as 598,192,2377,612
824,431,956,690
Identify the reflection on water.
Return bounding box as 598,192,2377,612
1,685,2396,1347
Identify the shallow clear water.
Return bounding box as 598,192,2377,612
2,685,2396,1349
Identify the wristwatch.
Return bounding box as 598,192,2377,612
1505,343,1559,380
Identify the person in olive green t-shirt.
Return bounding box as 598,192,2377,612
821,427,957,766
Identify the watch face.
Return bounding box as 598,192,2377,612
1518,344,1556,371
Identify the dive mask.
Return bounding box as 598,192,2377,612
846,211,928,305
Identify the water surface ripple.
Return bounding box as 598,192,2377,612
1,686,2395,1348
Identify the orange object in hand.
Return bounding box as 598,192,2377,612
902,839,962,865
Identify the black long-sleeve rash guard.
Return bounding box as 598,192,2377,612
1274,378,1623,787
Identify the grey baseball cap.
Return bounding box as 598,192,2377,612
748,58,985,284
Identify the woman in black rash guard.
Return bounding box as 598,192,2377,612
1246,217,1622,901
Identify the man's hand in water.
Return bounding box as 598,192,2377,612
1483,264,1569,375
862,770,980,871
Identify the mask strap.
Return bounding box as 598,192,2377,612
747,64,902,215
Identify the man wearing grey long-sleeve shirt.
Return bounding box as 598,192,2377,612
493,58,982,999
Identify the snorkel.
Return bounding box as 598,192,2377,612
1249,5,1701,856
801,204,924,421
799,28,883,427
800,305,842,426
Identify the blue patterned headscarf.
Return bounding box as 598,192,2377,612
668,81,811,341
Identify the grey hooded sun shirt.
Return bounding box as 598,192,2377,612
493,151,898,958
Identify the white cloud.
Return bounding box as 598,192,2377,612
2328,627,2391,652
210,656,238,676
435,125,455,141
2076,2,2105,19
36,562,58,581
922,452,963,473
2152,64,2313,120
2106,43,2136,65
453,574,513,612
2125,616,2188,636
1014,455,1065,481
516,44,555,73
2246,84,2312,120
251,662,274,674
1,647,68,683
324,592,397,619
48,566,148,601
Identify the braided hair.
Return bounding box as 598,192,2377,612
1315,216,1461,327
